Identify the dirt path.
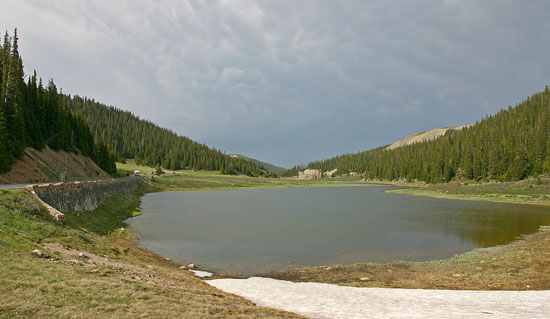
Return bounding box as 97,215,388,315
208,277,550,319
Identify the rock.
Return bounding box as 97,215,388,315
179,265,187,269
475,267,482,270
452,274,461,277
165,257,172,261
17,232,26,237
147,265,154,269
325,267,334,271
120,227,125,231
78,252,88,258
68,259,84,266
32,249,44,257
359,277,372,282
187,263,196,269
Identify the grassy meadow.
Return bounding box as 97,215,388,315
148,170,365,192
2,168,550,318
387,178,550,206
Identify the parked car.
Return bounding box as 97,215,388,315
134,170,140,176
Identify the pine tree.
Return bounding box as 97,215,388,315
0,31,117,175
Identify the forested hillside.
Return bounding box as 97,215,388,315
284,87,550,183
230,154,287,175
0,30,116,175
67,96,274,177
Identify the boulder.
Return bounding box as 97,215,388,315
32,249,44,257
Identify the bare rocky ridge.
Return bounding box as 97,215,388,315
385,125,471,150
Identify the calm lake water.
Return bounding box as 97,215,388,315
127,186,550,275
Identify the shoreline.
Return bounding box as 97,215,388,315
138,175,550,290
3,173,549,317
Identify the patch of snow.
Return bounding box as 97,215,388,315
191,270,213,277
208,277,550,319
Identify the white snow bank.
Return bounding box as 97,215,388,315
190,270,213,277
208,277,550,319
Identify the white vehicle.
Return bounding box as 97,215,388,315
134,170,140,176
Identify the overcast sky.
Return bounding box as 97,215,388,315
2,1,549,167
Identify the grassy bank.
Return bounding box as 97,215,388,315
386,178,550,206
266,225,550,290
268,179,550,290
0,183,303,318
149,170,367,192
3,173,550,318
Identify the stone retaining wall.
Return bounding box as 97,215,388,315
28,178,139,213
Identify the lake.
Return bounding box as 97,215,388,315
127,186,550,275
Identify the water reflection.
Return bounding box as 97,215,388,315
128,187,550,274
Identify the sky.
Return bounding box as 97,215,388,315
1,1,549,168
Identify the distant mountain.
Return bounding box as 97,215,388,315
230,154,287,175
284,87,550,183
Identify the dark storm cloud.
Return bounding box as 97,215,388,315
2,0,549,167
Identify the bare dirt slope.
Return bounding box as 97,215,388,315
0,146,110,184
386,125,470,150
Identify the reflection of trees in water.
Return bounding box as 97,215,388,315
422,206,550,247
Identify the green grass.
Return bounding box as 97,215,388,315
387,178,550,206
149,171,367,192
0,189,64,253
116,159,189,176
0,183,303,318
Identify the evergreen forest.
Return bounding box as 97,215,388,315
284,87,550,183
66,93,273,177
0,30,272,178
0,30,116,175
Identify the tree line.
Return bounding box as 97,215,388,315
284,87,550,183
0,30,274,178
0,29,116,175
66,92,274,177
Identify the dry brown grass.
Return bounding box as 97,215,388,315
0,187,303,319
